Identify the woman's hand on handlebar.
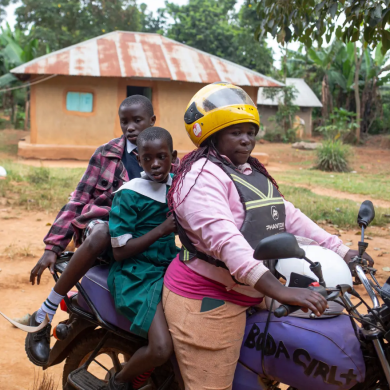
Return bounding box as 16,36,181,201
344,249,374,267
254,271,328,317
30,250,58,285
277,288,328,317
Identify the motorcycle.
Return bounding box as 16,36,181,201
43,200,390,390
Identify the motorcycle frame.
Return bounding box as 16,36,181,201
49,253,178,389
340,264,390,386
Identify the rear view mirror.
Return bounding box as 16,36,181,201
357,200,375,228
254,233,305,261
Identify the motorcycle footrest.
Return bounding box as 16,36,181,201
67,367,107,390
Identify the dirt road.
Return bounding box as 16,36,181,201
0,209,67,390
0,206,389,389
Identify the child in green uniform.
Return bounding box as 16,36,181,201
107,127,179,390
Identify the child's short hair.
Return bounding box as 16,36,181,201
137,127,173,152
119,95,154,117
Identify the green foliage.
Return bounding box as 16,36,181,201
0,23,38,83
371,86,390,133
15,0,141,54
316,140,351,172
285,39,390,135
263,85,299,142
14,110,25,129
254,0,390,54
139,3,165,34
316,108,358,141
164,0,273,75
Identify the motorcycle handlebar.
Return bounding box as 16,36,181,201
274,285,329,318
274,304,301,318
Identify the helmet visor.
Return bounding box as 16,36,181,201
202,87,256,112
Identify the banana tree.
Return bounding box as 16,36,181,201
360,42,390,134
0,23,38,86
307,40,344,122
0,23,38,128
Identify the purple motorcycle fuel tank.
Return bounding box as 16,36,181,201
233,310,366,390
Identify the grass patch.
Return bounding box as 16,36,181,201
288,160,313,166
281,185,390,228
0,131,18,155
275,169,390,201
0,160,84,212
1,160,389,230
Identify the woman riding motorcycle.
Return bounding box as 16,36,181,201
162,82,373,390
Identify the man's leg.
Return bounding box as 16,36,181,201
26,223,110,366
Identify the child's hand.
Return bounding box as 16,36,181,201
159,215,177,236
30,250,58,285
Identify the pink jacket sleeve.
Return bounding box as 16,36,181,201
284,200,350,259
175,160,350,287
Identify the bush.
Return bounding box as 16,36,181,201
316,108,358,141
315,140,351,172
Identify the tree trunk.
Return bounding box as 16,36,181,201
321,74,331,123
345,94,351,112
353,43,363,143
10,93,14,126
321,75,328,121
24,99,29,131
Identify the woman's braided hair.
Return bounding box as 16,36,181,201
167,141,282,213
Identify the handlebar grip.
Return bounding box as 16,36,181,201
274,304,301,318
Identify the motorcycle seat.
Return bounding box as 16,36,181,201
77,265,132,332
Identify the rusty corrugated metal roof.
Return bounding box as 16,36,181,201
11,31,283,87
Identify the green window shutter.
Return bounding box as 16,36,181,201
79,93,93,112
66,92,80,111
66,92,93,112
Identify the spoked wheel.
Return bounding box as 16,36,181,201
63,329,179,389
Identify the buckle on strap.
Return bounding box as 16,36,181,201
179,246,196,262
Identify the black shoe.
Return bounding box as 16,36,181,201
107,374,133,390
25,311,51,366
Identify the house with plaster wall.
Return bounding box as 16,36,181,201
257,78,322,137
11,31,283,160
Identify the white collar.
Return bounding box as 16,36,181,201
141,171,172,186
115,172,172,203
126,139,137,154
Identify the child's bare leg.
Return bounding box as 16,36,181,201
54,223,110,295
114,303,173,385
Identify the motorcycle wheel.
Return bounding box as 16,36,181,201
62,328,179,390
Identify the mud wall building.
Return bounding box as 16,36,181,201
12,31,282,160
257,78,322,138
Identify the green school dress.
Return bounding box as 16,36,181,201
107,173,179,339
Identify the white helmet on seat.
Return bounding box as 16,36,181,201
266,245,353,318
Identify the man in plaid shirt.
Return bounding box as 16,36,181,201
26,95,158,366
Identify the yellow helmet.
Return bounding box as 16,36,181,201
184,82,260,147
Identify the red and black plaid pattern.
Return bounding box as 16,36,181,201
44,136,129,254
44,137,180,255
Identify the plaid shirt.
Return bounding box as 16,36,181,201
44,136,130,254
